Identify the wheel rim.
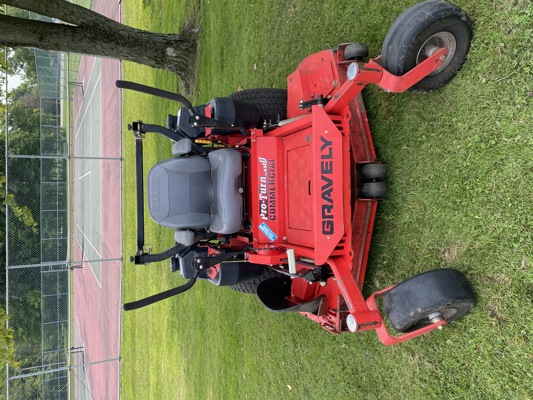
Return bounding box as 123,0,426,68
413,307,458,328
416,32,457,76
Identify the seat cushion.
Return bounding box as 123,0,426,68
148,157,212,229
209,149,243,234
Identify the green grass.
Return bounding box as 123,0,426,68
121,0,533,399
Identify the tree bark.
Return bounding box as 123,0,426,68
0,2,199,89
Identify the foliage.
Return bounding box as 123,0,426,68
0,176,38,233
0,305,19,369
6,48,37,83
0,21,43,380
0,63,41,272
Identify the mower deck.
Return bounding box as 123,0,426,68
243,49,382,335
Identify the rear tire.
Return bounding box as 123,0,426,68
230,267,284,294
381,0,473,92
229,89,287,125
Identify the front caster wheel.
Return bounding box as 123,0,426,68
383,268,476,332
361,163,386,181
344,43,369,60
362,182,387,198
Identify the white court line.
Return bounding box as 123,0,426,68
78,171,91,180
74,235,102,289
75,59,101,136
75,61,101,139
75,223,101,258
73,57,103,289
75,223,103,288
74,320,92,400
74,319,85,349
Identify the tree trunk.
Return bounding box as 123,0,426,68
0,3,199,89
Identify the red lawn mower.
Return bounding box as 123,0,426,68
119,0,476,345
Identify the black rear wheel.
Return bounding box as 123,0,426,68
229,89,287,125
230,267,284,294
381,0,473,92
383,268,476,332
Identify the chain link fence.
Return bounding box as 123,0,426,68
3,2,122,399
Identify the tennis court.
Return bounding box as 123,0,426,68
70,1,123,399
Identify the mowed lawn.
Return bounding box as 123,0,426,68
121,1,532,399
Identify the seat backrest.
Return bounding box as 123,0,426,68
209,149,243,234
148,156,212,229
147,149,243,239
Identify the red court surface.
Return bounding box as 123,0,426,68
71,1,122,399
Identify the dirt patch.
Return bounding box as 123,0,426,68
441,243,464,262
488,303,508,324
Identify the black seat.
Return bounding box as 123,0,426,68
147,148,243,245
